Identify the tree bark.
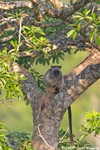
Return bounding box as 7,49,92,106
13,49,100,150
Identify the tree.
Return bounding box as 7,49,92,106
0,0,100,150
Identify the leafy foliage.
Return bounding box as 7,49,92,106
58,129,91,150
34,51,64,66
81,111,100,137
0,49,23,100
22,26,49,52
0,121,32,150
0,121,13,150
67,8,100,46
6,131,32,150
59,111,100,149
20,25,65,66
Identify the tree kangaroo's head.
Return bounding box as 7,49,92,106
51,66,62,77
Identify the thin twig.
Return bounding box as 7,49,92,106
0,100,26,108
37,124,55,150
18,18,22,44
4,104,26,109
16,18,22,51
92,1,97,14
21,33,33,45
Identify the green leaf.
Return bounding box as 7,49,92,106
96,36,100,46
79,134,88,141
85,16,93,21
90,32,94,42
92,13,96,21
84,9,91,16
52,56,56,63
56,56,60,64
67,29,76,38
72,31,77,39
73,15,83,20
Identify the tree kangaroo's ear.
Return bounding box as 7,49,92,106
51,66,54,68
59,66,62,69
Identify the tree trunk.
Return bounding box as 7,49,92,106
30,93,62,150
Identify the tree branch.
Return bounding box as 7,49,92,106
32,0,97,21
0,1,33,10
12,62,41,104
0,0,96,20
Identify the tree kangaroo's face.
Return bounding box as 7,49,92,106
51,66,62,77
